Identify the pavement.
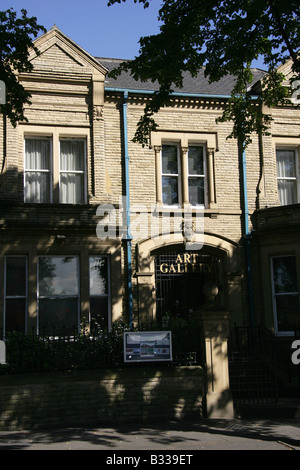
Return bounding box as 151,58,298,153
1,418,300,451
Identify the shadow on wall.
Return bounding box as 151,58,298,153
0,366,206,431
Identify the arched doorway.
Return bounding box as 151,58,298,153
136,233,240,327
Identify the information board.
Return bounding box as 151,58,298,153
124,331,172,363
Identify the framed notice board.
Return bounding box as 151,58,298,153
123,331,172,363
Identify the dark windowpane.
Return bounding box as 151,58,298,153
188,146,204,175
5,299,26,333
162,176,178,205
90,297,109,331
276,295,300,332
188,177,205,205
38,298,78,336
273,256,298,293
6,257,26,296
162,145,178,174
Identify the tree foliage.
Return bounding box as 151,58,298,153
0,8,46,126
108,0,300,147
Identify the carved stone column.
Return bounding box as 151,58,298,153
207,148,217,209
92,74,105,198
154,146,162,205
181,146,189,205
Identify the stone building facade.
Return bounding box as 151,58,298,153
0,26,299,347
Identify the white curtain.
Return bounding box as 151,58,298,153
24,139,50,203
60,140,85,204
276,150,297,205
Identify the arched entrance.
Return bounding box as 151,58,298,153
135,233,240,326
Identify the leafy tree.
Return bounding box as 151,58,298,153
108,0,300,147
0,8,46,126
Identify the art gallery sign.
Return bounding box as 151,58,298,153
159,253,214,274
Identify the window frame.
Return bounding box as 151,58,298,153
161,143,182,207
37,255,80,335
276,146,300,206
59,137,87,204
24,136,53,204
89,255,111,332
152,132,217,210
187,144,207,207
271,254,300,336
22,128,88,205
4,255,28,335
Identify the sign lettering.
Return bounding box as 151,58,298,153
159,253,213,274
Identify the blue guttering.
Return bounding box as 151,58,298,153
105,87,260,101
122,91,133,328
106,87,233,99
241,142,255,326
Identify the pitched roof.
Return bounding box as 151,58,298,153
97,57,266,96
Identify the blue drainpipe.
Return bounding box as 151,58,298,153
122,91,133,327
240,141,255,325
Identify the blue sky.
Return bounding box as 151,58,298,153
2,0,266,68
2,0,162,59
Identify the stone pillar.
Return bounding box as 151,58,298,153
181,147,189,205
136,272,156,327
154,146,162,205
207,148,217,209
201,309,234,418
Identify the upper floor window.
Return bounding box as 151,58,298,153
160,143,207,207
24,134,87,204
60,139,86,204
152,131,217,210
188,146,206,206
276,148,299,205
161,144,181,206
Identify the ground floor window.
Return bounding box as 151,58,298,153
38,256,80,335
3,253,111,336
271,255,300,335
4,256,27,333
89,256,110,332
